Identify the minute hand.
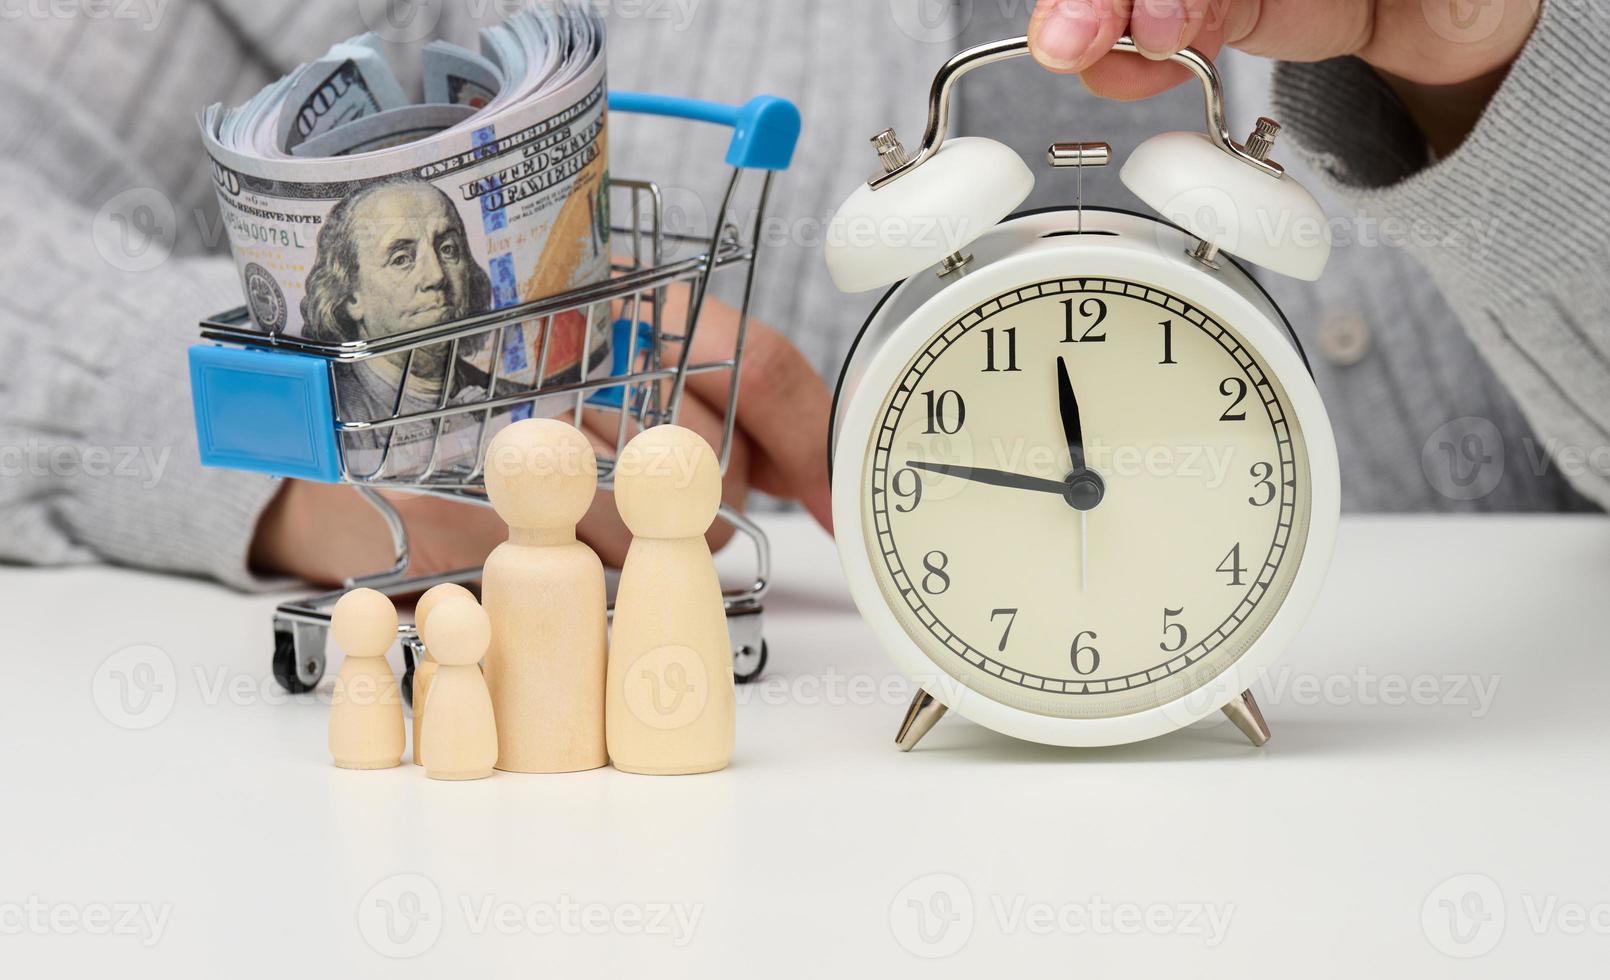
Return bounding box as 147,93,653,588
905,460,1069,496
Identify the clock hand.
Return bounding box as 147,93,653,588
1059,357,1092,588
1056,355,1087,472
904,460,1069,497
1080,510,1088,593
1055,355,1106,511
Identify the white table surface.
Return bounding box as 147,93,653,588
4,513,1608,976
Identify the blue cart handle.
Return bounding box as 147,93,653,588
607,91,799,171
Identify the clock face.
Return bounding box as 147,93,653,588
861,276,1312,720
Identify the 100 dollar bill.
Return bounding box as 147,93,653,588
202,33,611,479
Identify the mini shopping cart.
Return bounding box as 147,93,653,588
187,92,800,700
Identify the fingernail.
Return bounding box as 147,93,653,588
1035,1,1099,71
1132,0,1186,60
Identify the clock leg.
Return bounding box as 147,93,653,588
895,689,947,752
1221,689,1271,747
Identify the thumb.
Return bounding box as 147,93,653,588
1028,0,1127,74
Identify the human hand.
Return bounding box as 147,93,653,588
1026,0,1541,153
250,290,831,585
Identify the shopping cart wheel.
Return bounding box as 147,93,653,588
271,618,326,694
726,604,766,683
732,640,767,684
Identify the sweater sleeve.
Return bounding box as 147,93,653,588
0,159,291,590
1269,1,1610,509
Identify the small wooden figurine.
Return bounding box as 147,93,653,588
607,425,735,775
481,418,609,773
418,595,498,780
410,582,476,767
328,587,404,770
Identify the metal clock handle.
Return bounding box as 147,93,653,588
867,34,1284,189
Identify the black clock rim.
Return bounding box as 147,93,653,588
825,205,1315,485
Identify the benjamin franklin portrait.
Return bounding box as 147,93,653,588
302,177,494,472
303,177,494,422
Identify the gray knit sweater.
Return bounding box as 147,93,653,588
1,0,1603,590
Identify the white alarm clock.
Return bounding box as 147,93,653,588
825,37,1340,750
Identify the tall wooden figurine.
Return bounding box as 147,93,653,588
418,595,498,781
328,587,404,770
481,418,609,773
607,425,735,774
411,582,476,767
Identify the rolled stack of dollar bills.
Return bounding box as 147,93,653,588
200,0,611,481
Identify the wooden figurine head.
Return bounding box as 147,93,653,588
331,587,398,660
420,595,491,667
615,424,722,539
414,582,476,662
484,418,598,532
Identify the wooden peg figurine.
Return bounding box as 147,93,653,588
481,418,609,773
328,588,404,770
410,582,476,767
418,595,498,780
607,425,735,775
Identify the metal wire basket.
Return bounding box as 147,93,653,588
188,92,800,698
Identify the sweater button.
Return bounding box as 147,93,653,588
1317,310,1371,367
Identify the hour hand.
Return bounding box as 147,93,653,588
1055,355,1105,511
904,460,1068,496
1056,355,1086,472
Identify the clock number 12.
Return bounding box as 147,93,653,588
1061,298,1107,343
